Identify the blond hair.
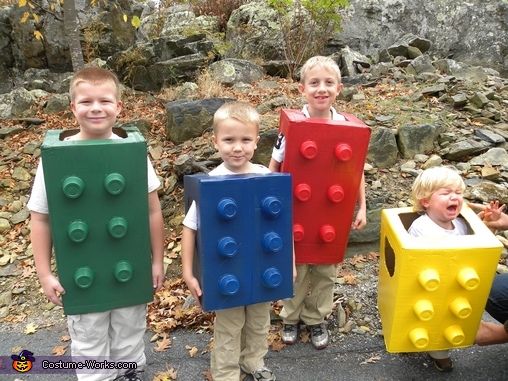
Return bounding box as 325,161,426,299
69,66,121,101
411,166,466,212
299,55,342,84
213,101,260,134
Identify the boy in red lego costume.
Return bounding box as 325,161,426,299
182,102,283,381
269,56,367,349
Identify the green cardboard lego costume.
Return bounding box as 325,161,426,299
41,127,153,315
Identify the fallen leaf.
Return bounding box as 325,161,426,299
52,345,67,356
360,354,381,364
154,334,171,352
24,323,38,334
343,274,358,285
186,345,198,357
153,365,177,380
60,335,71,342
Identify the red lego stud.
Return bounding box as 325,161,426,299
335,143,353,161
319,224,336,242
300,140,318,159
294,183,311,202
293,224,305,241
327,185,345,203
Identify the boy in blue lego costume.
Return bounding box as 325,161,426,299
182,102,294,381
28,67,165,381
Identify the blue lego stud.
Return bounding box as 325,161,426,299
263,232,283,253
114,261,133,283
62,176,85,199
108,217,128,239
217,236,238,258
217,197,238,220
104,173,126,195
261,196,282,218
219,274,240,295
74,266,94,288
262,267,282,288
67,220,89,243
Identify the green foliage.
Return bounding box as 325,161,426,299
267,0,350,79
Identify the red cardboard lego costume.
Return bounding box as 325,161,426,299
278,109,371,264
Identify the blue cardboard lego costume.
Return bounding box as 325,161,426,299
184,173,293,311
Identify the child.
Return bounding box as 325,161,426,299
408,166,468,372
269,55,367,350
27,67,165,381
182,102,278,381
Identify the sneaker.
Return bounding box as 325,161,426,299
432,356,453,372
281,323,298,344
114,369,145,381
309,323,329,350
251,366,276,381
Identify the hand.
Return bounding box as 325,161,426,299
152,261,165,292
469,201,508,231
183,275,202,306
352,208,367,230
39,274,65,306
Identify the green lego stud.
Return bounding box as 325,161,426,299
67,220,89,243
108,217,128,239
104,173,126,195
114,261,133,282
74,266,94,288
62,176,85,199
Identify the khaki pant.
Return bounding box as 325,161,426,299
211,302,270,381
67,304,147,381
280,264,336,326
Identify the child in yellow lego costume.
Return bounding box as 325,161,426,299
408,166,467,372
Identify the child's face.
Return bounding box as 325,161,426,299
213,118,259,173
70,80,122,139
422,186,464,228
298,66,342,117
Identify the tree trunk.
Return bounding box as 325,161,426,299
63,0,84,71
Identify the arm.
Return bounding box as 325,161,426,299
269,158,281,172
148,191,165,291
351,173,367,230
475,320,508,346
182,226,202,304
30,211,65,306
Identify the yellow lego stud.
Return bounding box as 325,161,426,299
418,268,440,291
444,325,465,345
449,297,472,319
413,299,434,321
409,327,429,349
457,267,480,290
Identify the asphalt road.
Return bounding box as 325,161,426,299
1,316,507,381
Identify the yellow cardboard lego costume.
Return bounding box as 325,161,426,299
378,205,502,352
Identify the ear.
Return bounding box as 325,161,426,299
337,83,343,92
298,82,305,94
116,100,123,115
421,198,431,209
212,134,219,150
70,102,77,116
255,135,260,148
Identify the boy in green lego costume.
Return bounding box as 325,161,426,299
27,67,165,381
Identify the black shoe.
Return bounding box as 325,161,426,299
114,369,145,381
432,357,453,372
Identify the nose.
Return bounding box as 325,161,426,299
317,81,327,92
90,101,101,112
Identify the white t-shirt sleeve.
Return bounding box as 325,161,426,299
27,160,48,214
271,133,285,163
147,159,161,193
183,201,197,230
